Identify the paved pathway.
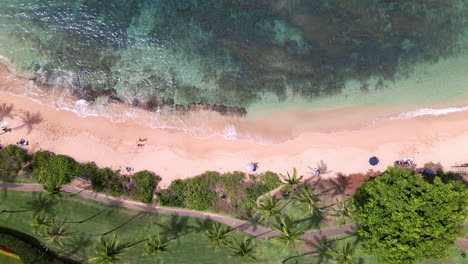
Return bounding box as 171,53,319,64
1,181,466,249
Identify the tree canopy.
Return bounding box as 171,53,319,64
353,167,468,264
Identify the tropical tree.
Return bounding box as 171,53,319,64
43,219,73,249
255,195,281,222
295,186,322,217
353,167,468,264
204,222,232,251
311,238,360,264
227,236,257,260
29,211,51,234
89,234,129,264
270,215,305,251
327,242,361,264
143,234,171,256
43,182,63,199
328,198,355,226
281,168,304,197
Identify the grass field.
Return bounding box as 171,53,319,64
0,190,305,264
0,253,21,264
0,190,466,264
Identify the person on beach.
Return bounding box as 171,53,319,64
1,121,10,132
17,139,26,145
314,168,321,177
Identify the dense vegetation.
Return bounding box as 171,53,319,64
157,171,282,216
353,167,468,264
0,228,66,264
0,145,161,203
0,145,32,182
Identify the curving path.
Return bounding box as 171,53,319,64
1,181,466,249
0,181,354,241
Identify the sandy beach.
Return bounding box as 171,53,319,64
1,77,468,187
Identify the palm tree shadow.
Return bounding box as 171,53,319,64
319,173,352,196
281,236,333,264
190,217,212,233
59,235,93,259
157,214,192,243
0,103,14,120
293,213,323,230
65,208,109,224
240,208,262,232
74,212,144,237
25,192,56,215
13,111,44,134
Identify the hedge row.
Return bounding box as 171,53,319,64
0,227,66,264
0,145,161,203
157,171,282,217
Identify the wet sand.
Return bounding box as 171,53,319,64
1,85,468,186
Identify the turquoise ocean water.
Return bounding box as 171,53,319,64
0,0,467,141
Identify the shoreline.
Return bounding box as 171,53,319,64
1,57,468,144
1,90,468,186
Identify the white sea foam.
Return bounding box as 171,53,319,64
222,124,238,140
387,106,468,120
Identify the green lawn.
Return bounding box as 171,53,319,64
0,253,21,264
0,190,303,264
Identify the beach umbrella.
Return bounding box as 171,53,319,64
246,163,255,172
422,168,435,177
369,156,379,166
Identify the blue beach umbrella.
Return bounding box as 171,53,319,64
369,156,379,166
423,168,435,177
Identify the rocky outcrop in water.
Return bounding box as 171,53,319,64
186,102,247,116
142,96,247,117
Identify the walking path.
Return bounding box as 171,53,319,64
0,181,353,241
1,181,466,249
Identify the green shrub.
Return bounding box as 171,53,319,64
260,171,282,190
0,228,65,264
76,162,99,180
91,168,127,197
185,172,219,210
0,145,33,182
132,170,161,203
157,179,187,207
5,145,31,164
32,152,80,185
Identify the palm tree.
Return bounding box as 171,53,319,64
328,198,355,226
270,215,305,251
204,222,232,251
43,183,63,199
227,236,257,260
255,195,281,222
281,168,303,197
327,242,360,264
43,219,73,249
89,234,129,264
295,186,322,217
143,234,171,256
30,210,51,234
